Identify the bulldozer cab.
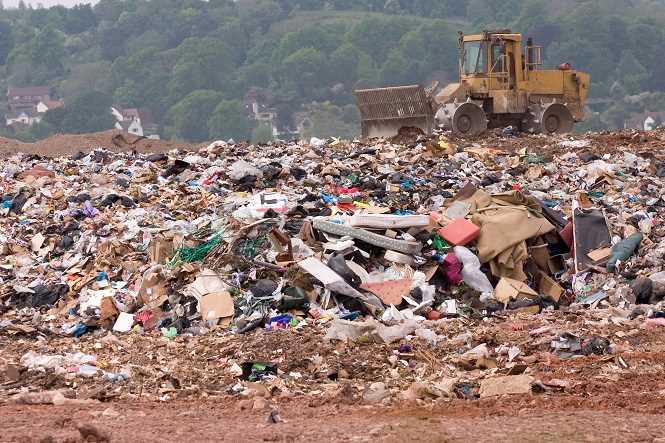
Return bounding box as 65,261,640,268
460,32,523,92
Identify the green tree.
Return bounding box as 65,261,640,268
29,25,65,73
514,0,547,31
167,37,236,101
61,62,113,103
602,104,629,130
237,0,284,33
329,43,362,85
251,122,274,144
29,120,56,140
208,100,253,141
63,4,97,34
42,106,67,129
168,90,224,141
280,47,327,95
60,91,116,134
466,0,494,25
275,25,344,63
617,51,649,95
346,16,412,64
380,50,412,85
0,21,13,65
301,102,359,139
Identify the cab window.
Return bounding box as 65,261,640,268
463,41,487,74
491,44,506,72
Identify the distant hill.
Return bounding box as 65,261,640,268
4,0,97,7
1,0,665,142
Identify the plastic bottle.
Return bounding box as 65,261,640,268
453,246,494,301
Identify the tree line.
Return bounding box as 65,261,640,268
1,0,664,141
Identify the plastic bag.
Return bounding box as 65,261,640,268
310,137,326,148
607,233,643,272
415,328,440,345
228,160,263,180
442,253,463,285
20,351,96,371
453,246,494,301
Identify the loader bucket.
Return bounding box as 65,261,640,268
355,85,435,138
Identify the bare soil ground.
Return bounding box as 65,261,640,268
0,130,199,156
3,400,665,442
3,318,665,443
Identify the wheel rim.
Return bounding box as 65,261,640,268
457,115,472,133
540,104,574,134
452,103,487,135
545,114,560,133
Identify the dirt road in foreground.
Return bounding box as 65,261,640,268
3,399,665,443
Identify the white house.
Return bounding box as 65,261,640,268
5,86,62,128
6,110,41,126
36,100,64,114
111,106,160,139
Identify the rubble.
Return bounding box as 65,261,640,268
2,128,665,407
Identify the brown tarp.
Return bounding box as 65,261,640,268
458,190,556,280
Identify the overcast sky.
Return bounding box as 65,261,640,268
4,0,98,7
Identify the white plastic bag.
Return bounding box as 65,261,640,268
228,160,262,180
454,246,494,301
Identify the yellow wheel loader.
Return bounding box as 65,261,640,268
355,30,590,138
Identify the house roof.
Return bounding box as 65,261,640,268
137,109,155,126
42,99,64,110
8,86,50,98
121,108,140,120
11,108,39,117
119,107,156,126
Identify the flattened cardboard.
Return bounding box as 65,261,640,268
587,247,612,263
360,279,412,305
199,291,234,320
479,375,534,398
494,277,539,305
149,237,174,264
100,296,119,323
529,243,550,272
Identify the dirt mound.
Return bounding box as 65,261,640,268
0,129,200,157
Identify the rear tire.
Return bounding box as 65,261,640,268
541,103,574,134
452,103,487,136
524,103,575,134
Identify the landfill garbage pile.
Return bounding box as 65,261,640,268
2,129,665,407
